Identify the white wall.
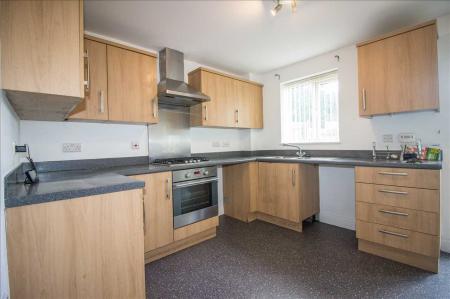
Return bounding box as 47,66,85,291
252,14,450,252
0,92,21,299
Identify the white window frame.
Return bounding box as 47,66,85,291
280,70,340,144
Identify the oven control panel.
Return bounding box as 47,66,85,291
172,166,217,183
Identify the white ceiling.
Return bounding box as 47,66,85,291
85,0,450,75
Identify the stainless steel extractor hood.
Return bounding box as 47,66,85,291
157,48,210,107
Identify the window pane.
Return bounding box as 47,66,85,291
281,71,339,144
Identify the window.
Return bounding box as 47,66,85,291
281,70,339,144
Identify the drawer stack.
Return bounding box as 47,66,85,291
355,166,440,272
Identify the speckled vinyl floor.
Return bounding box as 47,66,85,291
145,216,450,299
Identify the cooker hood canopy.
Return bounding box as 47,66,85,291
157,48,210,107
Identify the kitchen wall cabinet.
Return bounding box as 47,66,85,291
70,39,109,120
357,20,438,116
223,162,319,232
69,35,158,124
223,162,258,222
188,67,263,128
0,0,84,121
6,189,145,298
355,166,440,272
132,172,173,253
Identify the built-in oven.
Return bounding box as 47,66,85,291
172,166,218,229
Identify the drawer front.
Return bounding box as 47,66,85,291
356,183,439,213
356,202,439,235
355,167,439,189
356,220,439,257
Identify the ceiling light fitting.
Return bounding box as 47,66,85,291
271,0,297,16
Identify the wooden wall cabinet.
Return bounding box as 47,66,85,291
223,162,319,232
0,0,84,121
357,21,439,116
6,190,145,298
132,172,174,253
70,36,158,124
188,68,263,128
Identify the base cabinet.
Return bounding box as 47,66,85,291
6,190,145,299
223,162,320,232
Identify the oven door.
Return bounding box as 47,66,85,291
173,177,219,229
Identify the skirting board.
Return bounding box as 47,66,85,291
441,237,450,253
317,211,355,231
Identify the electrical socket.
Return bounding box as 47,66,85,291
382,134,393,143
212,141,220,148
131,141,140,150
222,141,230,148
62,143,81,153
398,133,416,144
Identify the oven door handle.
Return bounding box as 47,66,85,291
173,177,218,189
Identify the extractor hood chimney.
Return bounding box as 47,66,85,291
157,48,210,107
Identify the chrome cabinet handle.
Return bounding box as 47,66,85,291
98,90,105,113
165,178,170,200
235,109,239,124
84,50,90,92
378,171,408,176
291,169,296,187
152,98,158,118
379,209,409,217
204,105,208,121
379,229,408,238
378,189,408,195
362,88,366,111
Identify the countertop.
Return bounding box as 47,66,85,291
5,155,442,208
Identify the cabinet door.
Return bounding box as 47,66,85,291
257,163,300,222
223,162,258,222
107,45,158,123
248,83,263,128
1,0,83,98
133,172,173,252
384,24,438,113
199,71,236,127
69,39,109,120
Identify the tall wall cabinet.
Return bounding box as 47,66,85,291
189,68,263,128
69,36,159,124
357,20,439,116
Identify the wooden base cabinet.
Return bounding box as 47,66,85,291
355,166,440,272
6,190,145,299
223,162,320,232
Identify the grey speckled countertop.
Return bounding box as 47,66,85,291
5,155,441,208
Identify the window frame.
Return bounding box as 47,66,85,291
280,69,340,145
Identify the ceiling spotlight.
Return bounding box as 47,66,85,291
271,0,282,16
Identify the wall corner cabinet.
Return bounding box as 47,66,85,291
223,162,320,232
69,35,158,124
0,0,85,121
188,68,264,129
6,189,146,298
357,20,439,117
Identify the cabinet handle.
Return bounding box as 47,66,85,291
152,98,158,119
291,169,296,187
98,90,105,113
204,105,208,121
362,88,366,111
165,178,170,200
84,50,90,92
378,171,408,176
378,189,408,195
379,229,408,238
142,197,146,234
235,109,239,124
378,209,409,217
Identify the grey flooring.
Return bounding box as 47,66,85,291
145,216,450,299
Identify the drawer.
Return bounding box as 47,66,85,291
356,220,439,257
355,167,439,189
356,202,439,235
356,183,439,213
